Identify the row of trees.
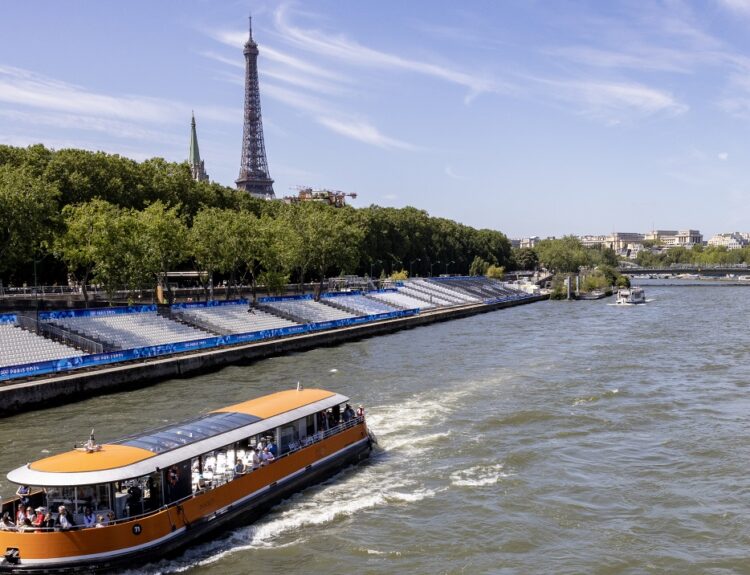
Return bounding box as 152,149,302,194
0,144,515,299
635,244,750,267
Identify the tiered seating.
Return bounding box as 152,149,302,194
397,284,454,306
417,279,480,303
369,291,435,310
322,294,400,316
433,277,528,300
262,299,356,323
175,304,298,334
0,324,84,367
48,312,212,350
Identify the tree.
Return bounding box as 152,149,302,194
55,199,121,303
190,208,230,301
136,202,188,303
535,236,591,273
486,265,505,279
0,166,60,279
469,256,490,276
513,247,538,270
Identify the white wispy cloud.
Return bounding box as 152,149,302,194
718,152,729,160
273,4,512,103
315,116,418,151
717,0,750,15
541,78,688,120
444,165,468,180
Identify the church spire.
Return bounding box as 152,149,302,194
189,112,209,183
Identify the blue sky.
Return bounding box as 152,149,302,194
2,1,750,239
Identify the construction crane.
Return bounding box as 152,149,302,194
284,186,358,208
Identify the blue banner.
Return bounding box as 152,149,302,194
0,314,17,325
171,299,248,310
0,308,420,382
322,291,363,299
40,305,156,321
258,294,313,303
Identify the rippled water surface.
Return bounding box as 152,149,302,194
3,284,750,574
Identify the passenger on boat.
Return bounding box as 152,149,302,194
356,404,365,418
31,507,45,529
342,403,355,422
106,511,115,525
15,504,27,525
248,447,260,470
55,506,75,531
267,438,278,457
95,515,105,528
233,459,246,477
18,518,34,533
82,506,96,528
0,512,15,531
25,508,37,527
15,484,30,505
261,447,275,465
42,510,55,530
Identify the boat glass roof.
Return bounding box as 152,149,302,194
116,411,261,454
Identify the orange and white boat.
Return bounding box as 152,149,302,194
0,387,373,572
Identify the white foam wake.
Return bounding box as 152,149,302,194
450,463,509,487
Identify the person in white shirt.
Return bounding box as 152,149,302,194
248,448,260,470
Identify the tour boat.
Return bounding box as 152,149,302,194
615,287,646,305
0,387,373,572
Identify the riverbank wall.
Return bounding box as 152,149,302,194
0,295,545,416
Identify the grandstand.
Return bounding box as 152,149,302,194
428,277,521,300
174,303,298,335
0,322,84,368
322,293,400,316
260,298,355,324
47,311,212,351
410,279,480,304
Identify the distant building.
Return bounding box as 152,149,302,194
510,239,521,249
708,232,748,250
188,113,209,183
579,235,608,248
644,229,702,248
520,236,540,249
607,232,644,251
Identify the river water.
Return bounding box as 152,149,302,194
2,283,750,574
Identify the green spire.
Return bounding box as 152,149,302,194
189,112,209,182
189,112,201,166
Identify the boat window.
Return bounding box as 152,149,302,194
117,412,261,454
306,414,315,437
280,424,299,454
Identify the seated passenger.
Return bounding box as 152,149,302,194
32,508,46,528
267,439,278,457
55,506,75,531
42,511,55,530
0,512,15,531
356,404,365,418
106,511,115,525
18,518,34,533
82,506,96,528
95,515,105,528
15,504,27,525
234,459,246,477
261,447,275,464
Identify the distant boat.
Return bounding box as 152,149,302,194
576,289,610,300
615,287,646,305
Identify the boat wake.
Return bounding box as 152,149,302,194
450,463,510,487
130,387,466,573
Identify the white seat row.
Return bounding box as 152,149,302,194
48,313,211,350
177,305,298,334
369,291,435,310
415,279,480,303
263,299,356,323
0,324,83,367
322,294,399,316
397,284,455,306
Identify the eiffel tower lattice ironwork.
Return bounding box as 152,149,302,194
236,16,274,198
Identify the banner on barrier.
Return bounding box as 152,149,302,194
258,294,313,303
0,314,17,325
40,305,156,321
0,308,419,382
171,299,248,310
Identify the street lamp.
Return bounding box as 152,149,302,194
445,260,455,275
409,258,421,278
430,260,440,277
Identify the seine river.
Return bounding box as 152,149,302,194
2,282,750,574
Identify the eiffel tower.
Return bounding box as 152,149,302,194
236,16,274,199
